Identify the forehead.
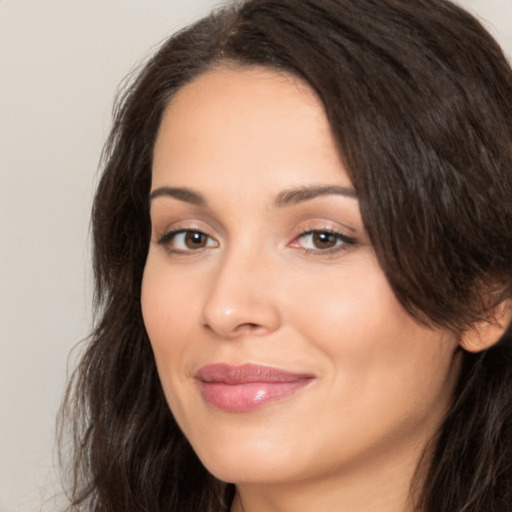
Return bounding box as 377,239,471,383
151,66,352,195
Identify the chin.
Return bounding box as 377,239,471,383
188,427,307,485
204,456,302,486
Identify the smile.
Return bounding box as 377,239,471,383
195,363,315,412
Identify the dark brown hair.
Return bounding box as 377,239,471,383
59,0,512,510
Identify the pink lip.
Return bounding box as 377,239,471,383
195,363,315,412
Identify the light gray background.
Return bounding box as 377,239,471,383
0,1,510,511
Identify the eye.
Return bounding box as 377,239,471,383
157,229,218,253
291,229,356,253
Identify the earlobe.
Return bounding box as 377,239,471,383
459,299,512,353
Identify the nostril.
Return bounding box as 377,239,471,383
203,323,217,335
203,320,270,338
232,322,270,337
200,287,281,338
237,322,261,331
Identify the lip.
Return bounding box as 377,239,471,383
195,363,315,412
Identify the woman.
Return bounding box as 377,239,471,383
59,0,512,511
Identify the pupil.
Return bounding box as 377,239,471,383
185,231,205,248
313,232,336,249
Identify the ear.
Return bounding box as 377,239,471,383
459,299,512,353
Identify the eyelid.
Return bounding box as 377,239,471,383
293,230,355,247
153,217,220,254
156,228,211,244
153,218,214,241
288,222,358,255
289,219,357,241
152,219,359,257
156,229,219,256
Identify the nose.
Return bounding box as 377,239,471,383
200,249,281,339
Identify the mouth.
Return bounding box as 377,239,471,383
195,363,315,412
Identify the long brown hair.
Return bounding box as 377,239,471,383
59,1,512,510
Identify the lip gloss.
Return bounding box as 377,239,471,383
195,363,315,412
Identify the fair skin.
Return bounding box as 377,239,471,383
141,66,463,512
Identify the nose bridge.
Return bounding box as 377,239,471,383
201,239,281,338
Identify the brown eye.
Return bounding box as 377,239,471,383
157,229,218,253
184,231,208,249
311,231,338,249
291,229,356,254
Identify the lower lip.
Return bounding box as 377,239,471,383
199,379,312,412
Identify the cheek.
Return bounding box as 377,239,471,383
286,257,401,354
284,256,459,402
141,266,171,351
140,258,206,429
141,253,203,331
140,258,199,378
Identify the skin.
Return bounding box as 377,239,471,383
141,66,462,512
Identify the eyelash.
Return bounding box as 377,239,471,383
291,229,357,255
156,228,357,256
157,229,218,255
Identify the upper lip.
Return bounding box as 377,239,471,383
195,363,315,384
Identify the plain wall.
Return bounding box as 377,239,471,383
0,1,510,511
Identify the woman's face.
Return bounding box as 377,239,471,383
141,66,461,486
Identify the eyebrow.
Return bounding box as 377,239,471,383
274,185,357,207
149,186,207,206
149,184,357,207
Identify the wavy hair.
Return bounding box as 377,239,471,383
59,0,512,510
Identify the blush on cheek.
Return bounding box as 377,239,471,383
292,261,394,352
